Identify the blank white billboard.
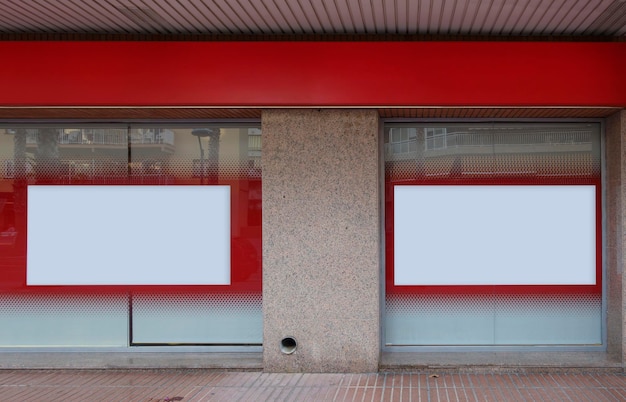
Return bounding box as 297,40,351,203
27,185,230,286
394,185,596,286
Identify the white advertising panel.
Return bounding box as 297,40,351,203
27,185,231,285
394,185,596,286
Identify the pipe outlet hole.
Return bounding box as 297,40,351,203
280,337,297,355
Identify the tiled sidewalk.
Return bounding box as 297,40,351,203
1,370,626,401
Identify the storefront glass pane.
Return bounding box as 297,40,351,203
384,122,602,346
128,126,262,345
0,124,262,347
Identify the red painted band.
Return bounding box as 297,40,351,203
0,41,624,107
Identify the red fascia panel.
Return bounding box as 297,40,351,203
0,41,624,107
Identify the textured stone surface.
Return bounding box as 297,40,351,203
262,109,380,373
0,352,262,369
605,110,626,362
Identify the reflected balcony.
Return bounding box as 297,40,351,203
25,128,175,157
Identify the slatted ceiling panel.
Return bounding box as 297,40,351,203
228,0,267,33
0,108,263,119
343,2,361,32
188,1,224,32
0,4,38,32
197,1,239,33
507,0,533,34
586,1,626,35
167,1,204,33
488,1,511,35
506,0,538,34
0,8,23,31
329,0,348,32
251,1,279,31
416,0,427,29
578,0,617,34
573,0,620,35
429,0,443,33
203,0,240,33
356,2,369,31
338,0,355,32
314,2,332,32
443,0,463,34
270,1,299,33
62,2,107,32
502,1,534,35
255,2,281,32
541,0,575,35
400,0,413,32
385,0,395,32
81,2,125,33
0,108,618,120
543,0,582,35
378,108,621,118
0,1,624,36
364,1,378,30
277,0,307,33
308,2,330,33
526,0,555,35
450,0,468,34
383,0,396,33
546,1,589,34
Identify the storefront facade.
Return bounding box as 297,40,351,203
0,38,625,372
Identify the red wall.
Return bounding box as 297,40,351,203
0,41,624,107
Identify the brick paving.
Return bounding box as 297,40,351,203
1,370,626,401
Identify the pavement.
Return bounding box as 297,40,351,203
1,370,626,401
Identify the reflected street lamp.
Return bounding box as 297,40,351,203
191,128,219,184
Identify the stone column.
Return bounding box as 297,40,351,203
606,109,626,362
262,109,380,372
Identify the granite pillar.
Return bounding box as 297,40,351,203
262,109,380,372
606,110,626,363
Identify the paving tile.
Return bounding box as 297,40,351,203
1,370,626,402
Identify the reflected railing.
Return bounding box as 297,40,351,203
387,129,594,157
25,129,175,146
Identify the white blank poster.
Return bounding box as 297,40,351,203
27,185,231,285
394,185,596,286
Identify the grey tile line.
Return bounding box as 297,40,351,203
330,373,346,402
377,373,386,402
549,373,574,402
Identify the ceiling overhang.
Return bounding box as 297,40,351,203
0,0,624,38
0,107,620,120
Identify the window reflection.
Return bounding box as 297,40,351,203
385,123,600,181
0,124,262,290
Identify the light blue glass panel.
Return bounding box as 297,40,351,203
0,294,128,347
386,295,494,345
494,295,602,345
385,294,602,346
132,293,262,344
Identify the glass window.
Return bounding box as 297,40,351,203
384,122,602,347
0,124,262,347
